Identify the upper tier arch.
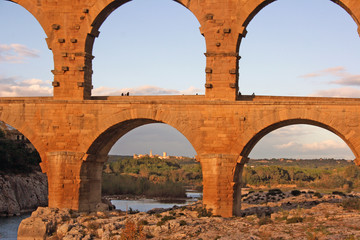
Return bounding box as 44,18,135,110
85,0,204,56
237,0,360,49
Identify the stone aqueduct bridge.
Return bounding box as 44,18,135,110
3,0,360,217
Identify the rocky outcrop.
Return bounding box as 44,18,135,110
0,171,48,216
18,192,360,240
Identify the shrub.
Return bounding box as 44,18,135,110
286,217,303,224
129,207,139,214
120,220,145,240
313,192,322,198
146,233,154,239
161,215,176,222
291,190,301,196
179,220,187,226
340,198,360,211
102,173,186,198
258,217,273,225
138,220,149,226
332,191,346,197
267,189,283,196
196,206,213,218
0,139,41,173
156,221,165,226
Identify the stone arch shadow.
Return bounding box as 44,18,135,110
84,0,205,97
78,117,199,211
232,118,359,216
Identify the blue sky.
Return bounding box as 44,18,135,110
0,0,359,159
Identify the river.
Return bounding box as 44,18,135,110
0,191,202,239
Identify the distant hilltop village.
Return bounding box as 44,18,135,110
133,150,185,160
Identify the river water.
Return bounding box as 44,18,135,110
0,192,202,239
0,214,30,240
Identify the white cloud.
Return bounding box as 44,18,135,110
275,139,347,151
0,76,52,97
302,140,347,151
311,87,360,98
300,66,360,87
275,141,299,149
331,75,360,86
270,125,313,137
0,44,39,63
322,66,346,74
299,66,345,79
92,85,203,96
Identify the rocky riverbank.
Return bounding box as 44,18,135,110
18,190,360,239
0,171,48,216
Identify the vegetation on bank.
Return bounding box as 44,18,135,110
102,156,202,198
102,174,187,198
102,157,360,197
0,130,41,173
242,159,360,191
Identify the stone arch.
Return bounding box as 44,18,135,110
86,0,203,56
5,0,49,37
237,0,360,49
78,116,199,211
240,119,357,159
87,118,160,158
84,0,205,96
232,118,358,216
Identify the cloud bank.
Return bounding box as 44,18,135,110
0,44,39,63
0,75,52,97
92,85,203,96
300,67,360,98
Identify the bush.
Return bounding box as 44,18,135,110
179,220,187,226
340,198,360,211
286,217,303,224
196,206,213,218
332,191,346,197
138,220,149,226
0,140,41,173
120,220,145,240
102,173,186,198
258,217,273,225
161,215,176,222
291,190,302,196
267,188,282,196
313,192,322,198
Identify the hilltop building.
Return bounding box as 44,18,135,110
133,150,172,159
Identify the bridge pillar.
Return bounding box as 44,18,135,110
78,154,108,212
45,152,107,211
198,154,238,217
204,53,239,100
45,152,85,210
233,156,250,216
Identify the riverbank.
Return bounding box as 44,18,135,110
18,190,360,239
